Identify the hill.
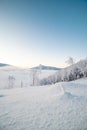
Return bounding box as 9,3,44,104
40,58,87,85
0,63,10,67
31,64,61,70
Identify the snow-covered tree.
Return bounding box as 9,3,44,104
39,58,87,85
8,75,15,88
31,69,39,86
66,57,75,66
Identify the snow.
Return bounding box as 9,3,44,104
0,78,87,130
0,66,57,89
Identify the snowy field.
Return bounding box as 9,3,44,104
0,66,57,89
0,77,87,130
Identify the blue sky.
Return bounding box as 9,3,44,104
0,0,87,67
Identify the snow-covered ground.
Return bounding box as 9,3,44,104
0,78,87,130
0,66,57,89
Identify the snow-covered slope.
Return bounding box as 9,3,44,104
0,78,87,130
40,58,87,85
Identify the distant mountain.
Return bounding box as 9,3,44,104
0,63,10,67
31,64,61,70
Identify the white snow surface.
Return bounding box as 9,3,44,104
0,78,87,130
0,66,57,89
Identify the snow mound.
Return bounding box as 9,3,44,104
48,84,65,96
61,92,78,100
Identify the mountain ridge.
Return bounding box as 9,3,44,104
0,63,10,67
31,64,61,70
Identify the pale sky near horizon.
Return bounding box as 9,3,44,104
0,0,87,68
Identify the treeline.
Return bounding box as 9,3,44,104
40,58,87,85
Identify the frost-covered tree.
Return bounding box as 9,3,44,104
8,75,15,88
39,58,87,85
66,57,75,66
31,69,39,86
